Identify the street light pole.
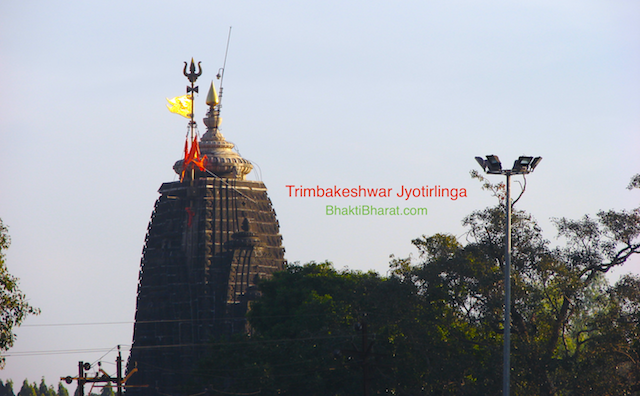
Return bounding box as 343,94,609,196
474,155,541,396
504,171,511,396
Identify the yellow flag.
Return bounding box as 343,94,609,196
166,95,192,118
206,82,220,107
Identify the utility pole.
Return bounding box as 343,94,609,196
116,346,123,396
62,346,141,396
77,362,87,396
341,316,374,396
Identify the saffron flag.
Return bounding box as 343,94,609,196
188,135,207,171
181,135,208,181
166,95,192,118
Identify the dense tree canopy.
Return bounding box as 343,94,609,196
0,380,15,396
1,379,68,396
0,218,39,367
191,178,640,395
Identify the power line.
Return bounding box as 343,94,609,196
21,312,332,328
5,333,356,358
5,346,129,357
22,321,134,327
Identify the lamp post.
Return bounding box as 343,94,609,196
474,155,542,396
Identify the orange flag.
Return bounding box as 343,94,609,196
182,136,207,181
191,136,207,171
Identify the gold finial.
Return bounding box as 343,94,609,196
206,82,220,107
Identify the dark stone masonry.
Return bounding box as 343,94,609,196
126,85,285,395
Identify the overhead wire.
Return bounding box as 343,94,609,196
89,345,119,368
5,347,127,357
4,331,357,358
20,312,331,327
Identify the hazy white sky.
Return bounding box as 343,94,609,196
1,0,638,387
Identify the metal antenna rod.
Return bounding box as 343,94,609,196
217,26,232,105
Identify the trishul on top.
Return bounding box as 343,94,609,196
183,58,202,124
183,59,202,84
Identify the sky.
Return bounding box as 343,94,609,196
0,0,639,388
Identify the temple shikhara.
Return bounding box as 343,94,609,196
125,60,286,395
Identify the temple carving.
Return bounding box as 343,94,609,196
126,63,285,395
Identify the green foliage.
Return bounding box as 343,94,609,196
403,203,640,395
17,380,36,396
98,384,113,396
193,179,640,395
11,379,63,396
194,261,502,395
0,218,40,367
0,380,15,396
195,263,383,395
56,384,68,396
18,379,38,396
36,379,55,396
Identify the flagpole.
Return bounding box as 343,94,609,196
183,59,202,181
184,59,202,138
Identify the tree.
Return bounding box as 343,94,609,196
193,262,502,395
17,381,36,396
193,175,640,395
98,384,112,396
35,379,55,396
2,381,64,396
56,383,68,396
402,204,640,395
392,172,640,394
194,263,390,395
0,380,15,396
0,218,39,366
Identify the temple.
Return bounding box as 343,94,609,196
125,61,286,395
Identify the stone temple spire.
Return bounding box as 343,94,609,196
127,63,285,396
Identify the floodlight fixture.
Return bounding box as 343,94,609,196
530,156,542,171
475,157,487,172
476,155,542,176
486,155,502,173
512,156,533,173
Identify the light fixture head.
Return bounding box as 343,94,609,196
475,154,541,175
475,156,487,172
512,156,534,173
530,156,542,171
486,155,502,173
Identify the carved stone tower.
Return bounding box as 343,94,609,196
126,63,285,395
